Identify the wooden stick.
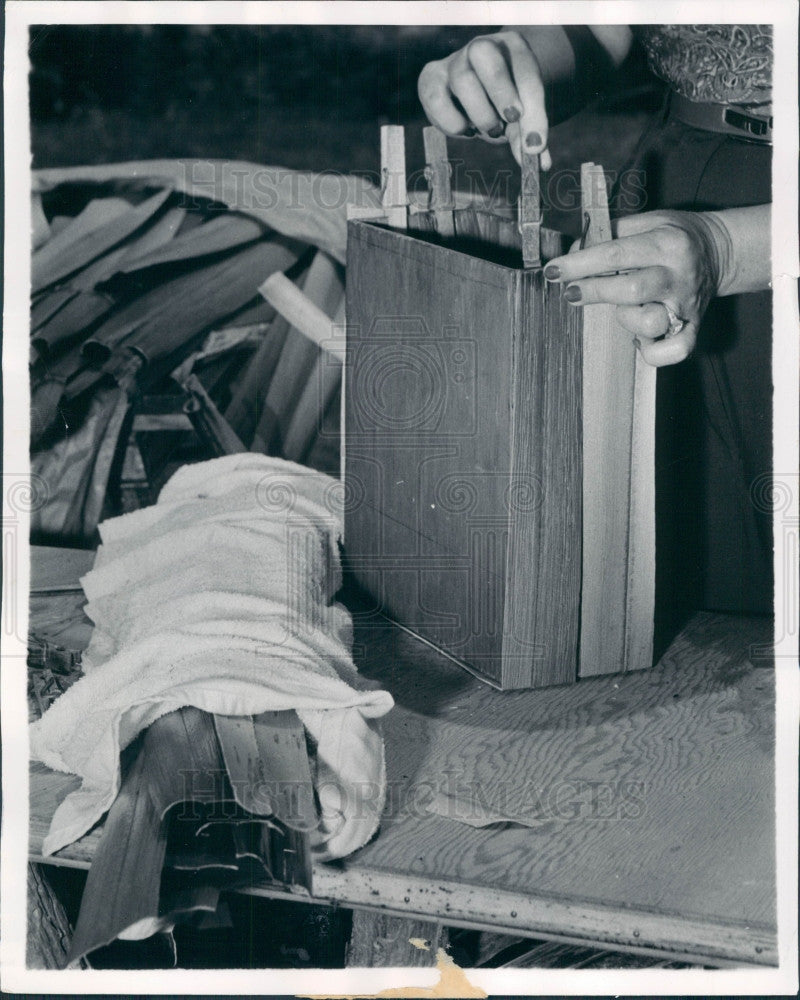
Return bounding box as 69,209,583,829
282,293,345,463
623,348,657,672
182,373,247,456
518,150,541,268
259,271,345,362
223,313,292,445
380,125,408,230
422,127,455,237
578,162,656,677
253,253,344,455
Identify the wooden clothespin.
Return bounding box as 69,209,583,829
579,162,612,248
346,125,409,227
380,125,408,229
422,126,455,237
519,150,542,268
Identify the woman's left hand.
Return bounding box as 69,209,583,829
543,210,730,367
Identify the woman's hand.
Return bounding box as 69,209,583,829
417,30,552,169
543,210,734,366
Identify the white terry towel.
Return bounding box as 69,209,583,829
30,454,394,860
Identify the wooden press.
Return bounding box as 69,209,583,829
344,126,655,690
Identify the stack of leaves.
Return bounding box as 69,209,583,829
30,179,311,545
66,706,318,967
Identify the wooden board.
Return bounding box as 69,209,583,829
346,911,444,967
26,864,73,969
344,220,582,688
579,163,656,678
28,564,777,965
29,545,95,593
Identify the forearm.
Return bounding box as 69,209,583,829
503,25,633,122
501,26,576,86
704,205,772,296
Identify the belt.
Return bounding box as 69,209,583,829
669,91,773,144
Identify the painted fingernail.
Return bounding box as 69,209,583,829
525,130,543,148
564,285,581,303
487,124,504,138
544,265,561,281
503,105,521,123
462,126,478,137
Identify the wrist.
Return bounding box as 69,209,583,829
695,211,734,298
703,205,772,297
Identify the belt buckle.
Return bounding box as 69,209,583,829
723,107,773,140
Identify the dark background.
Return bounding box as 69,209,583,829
29,24,660,220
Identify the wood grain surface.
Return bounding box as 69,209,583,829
506,268,581,686
28,553,776,965
346,910,445,967
26,864,73,969
380,125,408,230
519,150,541,268
422,126,455,239
345,221,581,688
578,163,656,679
338,602,776,964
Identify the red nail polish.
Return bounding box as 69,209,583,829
503,106,521,123
564,285,581,303
525,131,542,148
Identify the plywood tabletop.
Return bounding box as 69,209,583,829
335,602,776,963
27,547,777,964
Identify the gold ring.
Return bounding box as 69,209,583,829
663,303,687,338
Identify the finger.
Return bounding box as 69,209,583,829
613,212,672,238
504,119,552,169
544,232,671,283
616,303,671,339
636,325,697,367
449,63,504,136
418,63,473,135
466,37,522,124
564,266,671,306
504,34,549,158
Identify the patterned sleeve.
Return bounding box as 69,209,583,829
632,24,772,107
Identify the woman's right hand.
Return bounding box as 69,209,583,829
417,31,552,169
